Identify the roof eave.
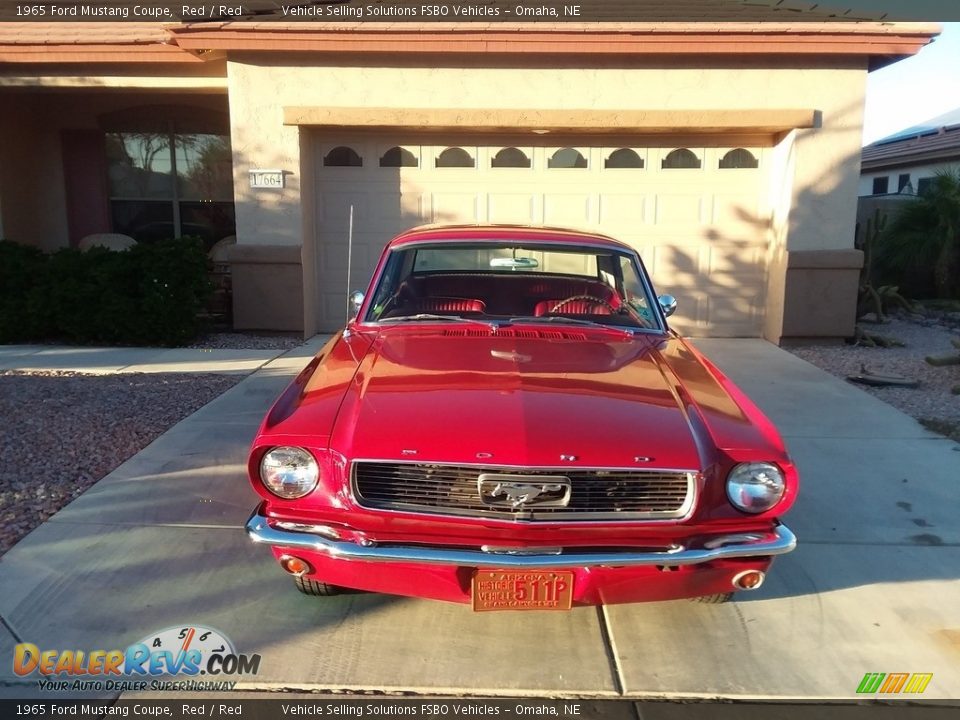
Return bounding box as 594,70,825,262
170,26,937,60
862,148,960,172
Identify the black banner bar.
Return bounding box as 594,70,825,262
0,0,956,23
1,698,960,720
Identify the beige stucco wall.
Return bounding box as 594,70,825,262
226,55,870,339
860,160,960,196
0,93,68,250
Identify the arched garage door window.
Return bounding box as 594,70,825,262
324,146,363,167
719,148,759,169
605,148,644,169
436,147,475,168
491,147,532,168
662,148,702,169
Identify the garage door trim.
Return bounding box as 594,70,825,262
285,107,816,134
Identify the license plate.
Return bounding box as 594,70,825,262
471,569,574,611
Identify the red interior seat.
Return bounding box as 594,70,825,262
534,299,613,316
411,297,486,313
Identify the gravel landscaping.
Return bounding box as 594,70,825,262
0,371,241,556
185,332,305,350
789,315,960,437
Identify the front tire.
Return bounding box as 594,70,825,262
294,575,343,596
690,592,734,604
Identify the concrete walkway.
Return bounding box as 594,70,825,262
0,338,958,702
0,343,302,374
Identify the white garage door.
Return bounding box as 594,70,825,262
313,134,771,336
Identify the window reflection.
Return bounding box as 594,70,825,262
106,129,236,249
106,132,173,199
176,134,234,199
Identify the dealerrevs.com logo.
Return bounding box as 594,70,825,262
13,625,261,692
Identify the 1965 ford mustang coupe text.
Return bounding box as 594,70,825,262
245,225,798,610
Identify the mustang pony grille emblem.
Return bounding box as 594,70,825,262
477,474,572,509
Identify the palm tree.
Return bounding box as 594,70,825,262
882,168,960,299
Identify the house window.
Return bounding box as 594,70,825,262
548,148,587,169
872,176,889,195
436,147,475,168
662,148,701,169
106,130,235,249
917,177,933,196
380,147,418,168
719,148,759,169
324,146,363,167
898,173,911,192
605,148,644,169
491,147,531,168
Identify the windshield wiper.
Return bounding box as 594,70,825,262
379,314,499,329
507,316,636,336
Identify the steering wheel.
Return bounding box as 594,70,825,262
550,294,617,314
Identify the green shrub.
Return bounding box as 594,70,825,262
0,237,212,346
127,237,213,346
0,240,51,342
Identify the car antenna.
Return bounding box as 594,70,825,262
342,204,362,352
345,204,354,318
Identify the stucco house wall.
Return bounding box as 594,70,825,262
226,56,868,341
859,160,960,196
0,20,938,343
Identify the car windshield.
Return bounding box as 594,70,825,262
363,241,662,331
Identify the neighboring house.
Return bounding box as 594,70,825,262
0,7,939,343
860,107,960,197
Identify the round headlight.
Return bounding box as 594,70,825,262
726,462,785,513
260,446,319,499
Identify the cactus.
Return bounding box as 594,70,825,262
855,210,918,323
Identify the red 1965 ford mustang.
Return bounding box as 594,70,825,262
245,225,798,610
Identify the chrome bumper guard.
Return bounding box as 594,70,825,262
245,506,796,569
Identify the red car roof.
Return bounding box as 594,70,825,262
387,224,633,251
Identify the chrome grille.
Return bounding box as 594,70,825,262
352,462,696,521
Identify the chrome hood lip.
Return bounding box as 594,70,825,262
328,331,707,474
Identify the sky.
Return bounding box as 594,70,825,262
862,22,960,145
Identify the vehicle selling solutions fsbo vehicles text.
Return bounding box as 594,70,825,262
282,5,581,18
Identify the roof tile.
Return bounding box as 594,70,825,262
0,22,170,45
862,127,960,168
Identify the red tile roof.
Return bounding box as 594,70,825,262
0,2,940,65
0,22,170,45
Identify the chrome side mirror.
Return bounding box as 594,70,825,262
349,291,365,319
658,294,677,318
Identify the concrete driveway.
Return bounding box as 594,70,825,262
1,338,958,701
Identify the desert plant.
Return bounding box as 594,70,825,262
856,209,918,322
881,168,960,300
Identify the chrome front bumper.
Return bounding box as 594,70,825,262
245,506,796,569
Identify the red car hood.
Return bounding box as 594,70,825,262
328,329,705,470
